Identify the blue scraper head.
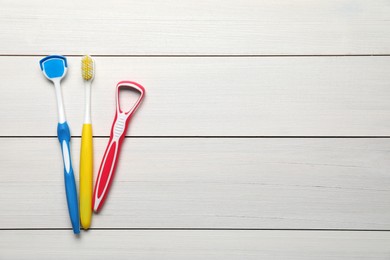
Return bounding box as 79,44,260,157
40,55,67,80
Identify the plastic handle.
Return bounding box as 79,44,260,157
93,137,121,212
93,81,145,212
58,122,80,234
80,124,93,229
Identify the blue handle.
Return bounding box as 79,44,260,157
58,122,80,234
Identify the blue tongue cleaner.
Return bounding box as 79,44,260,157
40,55,67,80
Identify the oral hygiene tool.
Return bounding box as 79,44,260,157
39,55,80,234
93,81,145,212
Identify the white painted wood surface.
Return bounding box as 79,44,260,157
1,0,390,55
1,0,390,258
1,138,390,229
1,230,390,259
1,56,390,136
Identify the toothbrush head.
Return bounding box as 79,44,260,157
81,55,95,81
39,55,67,82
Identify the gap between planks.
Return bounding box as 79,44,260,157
1,136,390,138
2,228,390,232
1,54,390,57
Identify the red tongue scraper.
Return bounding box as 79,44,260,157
93,81,145,212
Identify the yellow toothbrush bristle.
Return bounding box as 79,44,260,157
81,55,94,81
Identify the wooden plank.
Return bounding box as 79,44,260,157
1,138,390,229
1,230,390,259
2,56,390,136
1,0,390,55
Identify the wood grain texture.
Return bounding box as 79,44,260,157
0,0,390,55
1,230,390,259
1,138,390,229
2,0,390,256
2,56,390,136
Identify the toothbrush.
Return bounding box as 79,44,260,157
39,55,80,234
93,81,145,212
80,55,94,229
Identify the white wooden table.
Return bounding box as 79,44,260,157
1,0,390,259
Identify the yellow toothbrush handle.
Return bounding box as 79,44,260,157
80,124,93,229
